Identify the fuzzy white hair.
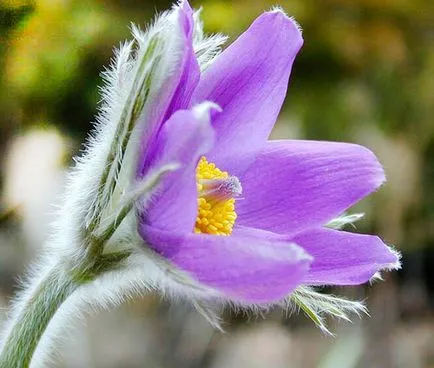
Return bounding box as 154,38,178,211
0,4,230,366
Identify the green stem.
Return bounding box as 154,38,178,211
0,265,78,368
0,248,132,368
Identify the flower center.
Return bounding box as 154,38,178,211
194,156,242,236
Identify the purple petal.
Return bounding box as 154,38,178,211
139,225,312,304
236,140,385,235
192,10,303,171
139,103,216,233
163,1,200,120
137,3,200,177
291,228,400,285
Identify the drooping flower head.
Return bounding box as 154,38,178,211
88,0,400,330
129,0,400,307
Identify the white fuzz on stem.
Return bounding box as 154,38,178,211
287,286,368,336
0,4,211,367
192,9,228,71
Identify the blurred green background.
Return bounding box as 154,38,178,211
0,0,433,367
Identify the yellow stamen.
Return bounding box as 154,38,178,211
195,156,238,236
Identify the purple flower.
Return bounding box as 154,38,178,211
136,1,400,305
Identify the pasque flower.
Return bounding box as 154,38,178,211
135,0,400,305
0,1,401,366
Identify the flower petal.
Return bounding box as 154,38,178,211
291,228,400,285
163,1,200,120
236,140,385,235
139,225,312,304
139,103,216,233
192,10,303,169
137,2,200,177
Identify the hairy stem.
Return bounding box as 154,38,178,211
0,264,78,368
0,249,131,368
